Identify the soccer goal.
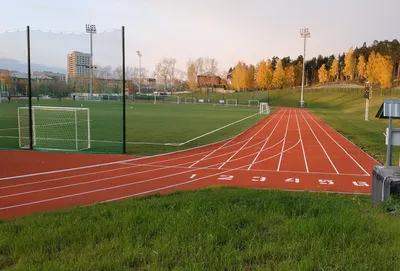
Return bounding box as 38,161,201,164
248,100,260,107
259,102,270,114
185,97,196,104
226,99,238,106
18,106,91,151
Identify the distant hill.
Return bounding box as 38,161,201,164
0,58,66,74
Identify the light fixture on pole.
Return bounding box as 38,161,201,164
86,24,96,96
300,27,310,108
136,51,142,94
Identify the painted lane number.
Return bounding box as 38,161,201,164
218,175,234,181
252,176,266,182
285,178,300,183
353,181,369,187
319,179,334,185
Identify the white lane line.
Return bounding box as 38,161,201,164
295,109,309,173
0,121,284,190
277,109,292,171
247,109,287,170
299,109,339,174
303,110,371,176
0,163,231,211
217,109,282,169
0,109,268,181
179,112,260,146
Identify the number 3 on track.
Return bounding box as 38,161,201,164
252,176,266,182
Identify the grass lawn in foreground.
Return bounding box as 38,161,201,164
1,187,400,270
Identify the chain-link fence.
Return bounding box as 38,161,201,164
0,26,127,153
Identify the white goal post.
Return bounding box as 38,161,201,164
184,97,196,104
18,106,91,151
226,99,238,106
248,100,260,107
259,102,270,114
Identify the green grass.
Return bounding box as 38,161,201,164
1,187,400,270
0,99,264,156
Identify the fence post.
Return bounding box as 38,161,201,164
27,26,33,150
122,26,126,154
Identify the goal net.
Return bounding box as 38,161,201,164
248,100,259,107
259,102,270,114
18,106,91,151
184,97,196,104
226,99,238,106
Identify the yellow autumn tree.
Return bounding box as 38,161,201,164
329,59,338,82
318,64,329,84
357,55,367,80
285,65,295,88
186,62,197,89
367,52,393,88
245,65,256,90
232,61,247,91
343,47,356,80
272,60,286,89
366,51,378,85
256,61,268,90
377,54,393,89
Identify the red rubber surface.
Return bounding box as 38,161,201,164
0,108,379,219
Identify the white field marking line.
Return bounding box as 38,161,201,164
0,159,239,210
217,109,285,169
0,135,294,199
247,108,287,170
0,121,283,187
119,162,369,177
178,112,261,146
309,112,381,165
0,119,288,196
277,109,292,171
299,110,339,174
0,109,270,181
295,109,309,173
0,119,90,132
0,164,141,190
304,110,371,176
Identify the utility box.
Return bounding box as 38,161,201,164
372,166,400,203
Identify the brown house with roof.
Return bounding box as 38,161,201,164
197,72,221,88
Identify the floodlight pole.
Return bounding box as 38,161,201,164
136,51,142,94
86,24,96,96
300,28,310,108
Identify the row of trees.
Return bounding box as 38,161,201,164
317,48,394,88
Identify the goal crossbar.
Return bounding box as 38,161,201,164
226,99,238,106
248,100,260,107
259,102,270,114
18,106,91,151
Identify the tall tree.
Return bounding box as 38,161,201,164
272,60,286,89
357,55,367,80
343,47,356,80
318,64,329,84
153,57,177,91
245,65,256,90
285,65,295,88
187,62,197,89
256,60,268,90
329,59,338,82
232,61,247,91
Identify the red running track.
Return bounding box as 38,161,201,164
0,108,379,219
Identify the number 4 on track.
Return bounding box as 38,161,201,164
319,179,334,185
353,181,369,187
285,178,300,183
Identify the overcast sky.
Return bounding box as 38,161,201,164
1,0,399,75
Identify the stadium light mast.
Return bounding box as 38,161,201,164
136,51,143,94
300,27,310,108
86,24,96,96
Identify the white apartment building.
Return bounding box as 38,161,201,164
68,51,92,78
